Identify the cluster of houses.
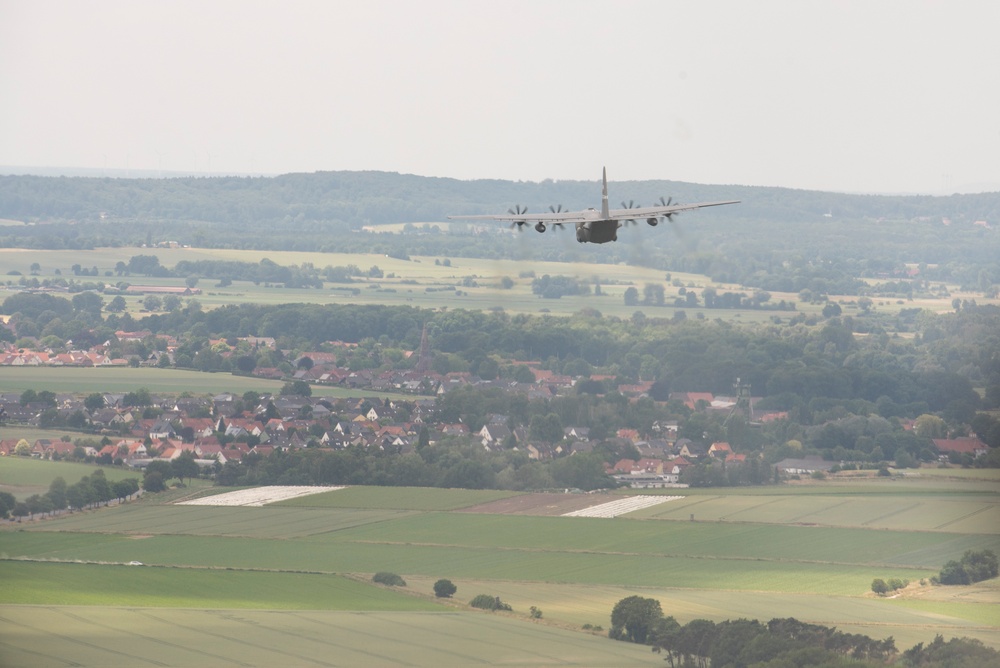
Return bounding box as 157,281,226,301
0,379,780,482
606,440,750,488
0,330,179,368
2,333,990,480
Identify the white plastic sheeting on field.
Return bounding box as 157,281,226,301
178,485,344,507
562,495,683,518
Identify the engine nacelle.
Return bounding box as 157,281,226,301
646,218,659,226
535,222,546,233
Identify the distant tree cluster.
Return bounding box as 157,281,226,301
606,596,1000,666
530,274,589,299
871,577,909,595
1,470,140,521
938,550,998,585
142,452,201,493
469,594,511,612
372,572,406,586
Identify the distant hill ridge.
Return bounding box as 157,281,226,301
1,170,998,227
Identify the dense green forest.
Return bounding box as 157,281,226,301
1,172,998,293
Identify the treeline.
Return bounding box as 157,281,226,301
120,254,328,288
4,171,999,229
0,470,140,521
215,441,613,492
174,258,324,288
607,595,999,667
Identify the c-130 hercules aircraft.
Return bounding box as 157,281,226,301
448,167,739,244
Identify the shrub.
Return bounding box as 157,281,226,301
470,594,511,611
872,577,908,595
372,571,406,587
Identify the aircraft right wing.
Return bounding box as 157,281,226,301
605,200,740,222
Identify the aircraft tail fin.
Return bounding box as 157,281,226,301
601,167,610,219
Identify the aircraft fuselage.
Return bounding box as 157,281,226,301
575,217,619,244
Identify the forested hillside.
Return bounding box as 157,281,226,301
1,172,998,293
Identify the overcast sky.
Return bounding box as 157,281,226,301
1,0,998,194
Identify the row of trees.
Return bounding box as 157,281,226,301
215,442,613,492
0,470,140,521
608,595,997,667
7,289,998,410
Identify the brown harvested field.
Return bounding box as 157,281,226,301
456,492,617,516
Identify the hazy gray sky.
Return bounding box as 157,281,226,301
2,0,997,193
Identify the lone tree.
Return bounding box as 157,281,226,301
171,451,200,486
433,579,457,598
610,595,663,644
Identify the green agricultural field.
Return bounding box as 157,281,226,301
0,366,283,394
0,605,660,668
3,482,998,664
0,246,807,321
628,492,1000,534
274,485,521,511
0,426,85,447
674,474,1000,495
908,467,1000,482
0,366,413,400
5,246,996,321
0,561,443,610
0,457,139,500
402,576,1000,651
28,503,421,539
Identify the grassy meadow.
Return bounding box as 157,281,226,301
2,468,998,666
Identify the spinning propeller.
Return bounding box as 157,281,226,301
549,204,566,230
657,196,677,221
507,205,529,230
655,196,686,236
620,200,641,226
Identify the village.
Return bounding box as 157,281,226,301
2,326,992,489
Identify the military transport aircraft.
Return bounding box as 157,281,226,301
448,167,739,244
